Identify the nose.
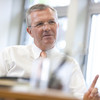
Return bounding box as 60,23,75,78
43,22,50,32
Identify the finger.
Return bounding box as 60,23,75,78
91,94,99,100
89,88,98,98
89,75,99,89
90,92,99,100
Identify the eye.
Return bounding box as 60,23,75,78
35,22,44,27
48,20,56,24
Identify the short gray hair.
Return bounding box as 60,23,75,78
26,4,58,27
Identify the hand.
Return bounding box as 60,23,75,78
83,75,100,100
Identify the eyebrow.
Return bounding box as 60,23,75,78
36,19,55,23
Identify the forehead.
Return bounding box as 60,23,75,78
30,8,57,22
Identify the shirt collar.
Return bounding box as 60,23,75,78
32,43,59,59
32,43,42,59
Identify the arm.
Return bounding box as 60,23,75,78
69,59,87,99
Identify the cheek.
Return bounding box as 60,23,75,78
31,29,37,37
32,29,42,39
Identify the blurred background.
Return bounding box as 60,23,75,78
0,0,100,90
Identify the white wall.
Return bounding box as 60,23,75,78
0,0,13,50
0,0,25,51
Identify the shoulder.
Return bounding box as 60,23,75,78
51,49,78,64
0,45,33,56
3,44,32,51
58,52,80,70
50,48,79,67
66,55,79,65
6,45,32,50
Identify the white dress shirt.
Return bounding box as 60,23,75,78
0,44,86,99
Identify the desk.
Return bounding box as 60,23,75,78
0,87,79,100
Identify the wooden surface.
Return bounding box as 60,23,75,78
0,87,79,100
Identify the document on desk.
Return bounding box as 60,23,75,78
0,77,29,87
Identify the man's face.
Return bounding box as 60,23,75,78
27,8,59,50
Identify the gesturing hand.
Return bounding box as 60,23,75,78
83,75,100,100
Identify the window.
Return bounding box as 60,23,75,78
86,0,100,89
86,14,100,88
56,17,68,50
93,0,100,3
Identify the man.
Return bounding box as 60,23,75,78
0,4,99,100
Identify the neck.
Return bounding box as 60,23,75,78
34,43,55,51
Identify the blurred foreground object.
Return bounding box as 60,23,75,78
0,84,79,100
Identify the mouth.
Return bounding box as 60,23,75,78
43,34,53,38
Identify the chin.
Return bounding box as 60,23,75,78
43,42,55,50
44,39,55,44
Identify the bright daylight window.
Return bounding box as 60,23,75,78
23,0,70,51
29,0,70,7
56,17,67,50
93,0,100,3
86,14,100,90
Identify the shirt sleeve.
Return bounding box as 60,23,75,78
0,49,9,76
69,59,87,99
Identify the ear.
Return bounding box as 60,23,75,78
27,27,34,38
27,27,31,35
